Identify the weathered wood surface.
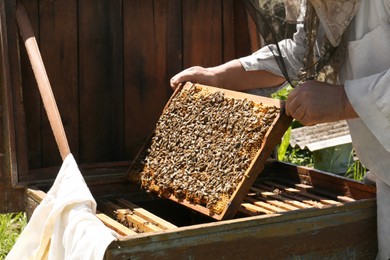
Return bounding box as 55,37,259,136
96,212,137,236
115,198,178,230
105,161,376,258
19,0,41,170
25,185,377,259
23,161,378,258
1,1,254,201
79,0,123,163
25,188,45,218
1,0,254,213
267,161,376,200
123,0,182,166
105,199,377,259
0,0,26,213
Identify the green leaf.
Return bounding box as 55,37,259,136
278,126,292,161
271,85,293,101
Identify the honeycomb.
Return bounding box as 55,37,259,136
137,85,279,214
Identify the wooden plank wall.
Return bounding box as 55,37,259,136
0,58,25,213
13,0,252,182
0,0,26,212
0,83,25,212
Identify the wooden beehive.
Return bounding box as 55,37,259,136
128,82,291,220
26,160,377,259
0,0,378,258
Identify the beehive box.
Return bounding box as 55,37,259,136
128,82,291,220
1,1,378,258
26,160,377,259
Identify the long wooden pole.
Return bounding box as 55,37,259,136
15,3,70,160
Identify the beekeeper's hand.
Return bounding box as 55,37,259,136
285,80,358,125
170,66,220,90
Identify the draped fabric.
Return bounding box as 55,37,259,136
6,154,118,260
309,0,361,46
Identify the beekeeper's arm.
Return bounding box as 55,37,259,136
170,24,307,91
169,59,285,91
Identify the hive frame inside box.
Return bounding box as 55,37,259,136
128,82,292,220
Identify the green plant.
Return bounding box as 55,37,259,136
277,126,291,161
0,212,27,259
272,85,314,167
272,85,368,180
271,84,294,101
281,145,314,167
344,150,367,181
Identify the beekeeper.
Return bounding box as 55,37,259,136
170,0,390,258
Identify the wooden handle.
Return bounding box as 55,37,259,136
16,3,70,160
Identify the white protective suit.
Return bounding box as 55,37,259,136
239,0,390,258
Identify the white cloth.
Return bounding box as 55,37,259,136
239,0,390,258
343,1,390,258
6,154,118,260
376,178,390,260
343,0,390,179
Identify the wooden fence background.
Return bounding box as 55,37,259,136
19,0,254,170
1,0,258,212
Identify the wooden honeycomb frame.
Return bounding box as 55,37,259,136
128,82,292,220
